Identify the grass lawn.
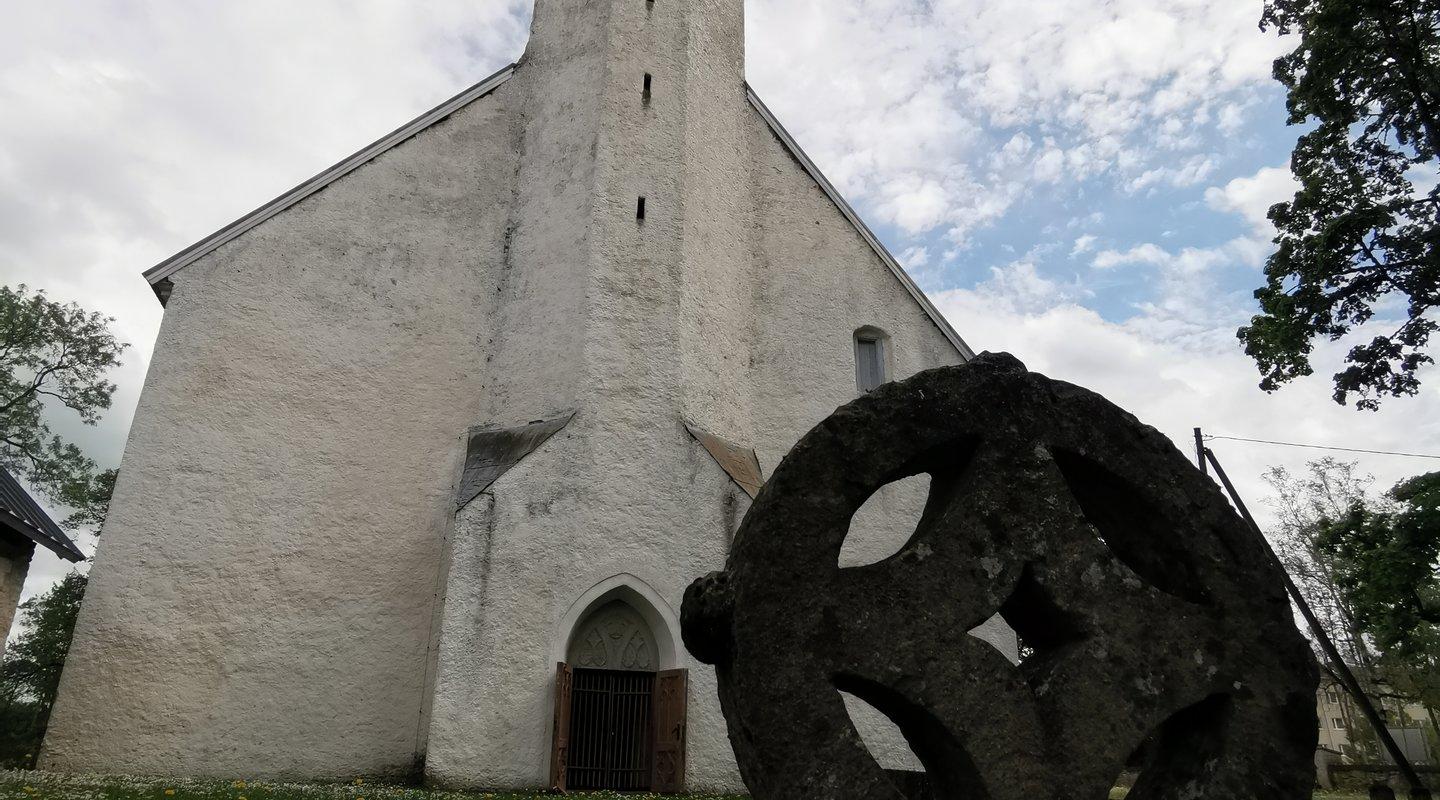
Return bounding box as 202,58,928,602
0,773,746,800
1111,792,1368,800
1,772,1376,800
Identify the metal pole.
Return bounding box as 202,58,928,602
1204,447,1431,798
1194,428,1207,475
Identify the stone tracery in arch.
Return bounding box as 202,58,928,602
567,599,660,672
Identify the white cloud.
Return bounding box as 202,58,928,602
747,0,1290,244
932,285,1440,533
1071,235,1098,257
1124,155,1220,194
973,259,1089,315
899,246,931,270
1205,164,1298,235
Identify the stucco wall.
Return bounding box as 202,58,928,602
0,535,34,663
425,420,746,792
426,0,1012,783
42,86,521,779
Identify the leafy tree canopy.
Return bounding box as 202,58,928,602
1320,471,1440,649
1,572,88,707
0,571,88,767
1243,0,1440,409
0,285,127,527
1318,471,1440,719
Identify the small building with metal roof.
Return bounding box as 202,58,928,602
0,466,85,661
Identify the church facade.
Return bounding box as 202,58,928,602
43,0,1010,791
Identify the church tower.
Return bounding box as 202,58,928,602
43,0,986,791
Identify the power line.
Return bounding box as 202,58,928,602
1203,434,1440,461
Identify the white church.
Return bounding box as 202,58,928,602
43,0,1010,792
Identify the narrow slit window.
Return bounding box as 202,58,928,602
855,329,889,392
643,74,653,104
637,197,647,220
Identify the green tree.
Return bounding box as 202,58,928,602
1318,471,1440,748
0,572,89,768
1241,0,1440,410
0,285,127,522
1261,459,1440,759
1265,458,1377,667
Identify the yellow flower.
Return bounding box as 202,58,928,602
354,779,365,786
233,781,247,789
165,790,176,796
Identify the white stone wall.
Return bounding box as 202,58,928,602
424,423,746,791
0,536,34,663
42,88,521,779
425,0,1013,787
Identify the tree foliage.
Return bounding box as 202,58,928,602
0,571,88,767
1318,471,1440,715
1265,458,1378,666
1243,0,1440,409
0,285,127,523
1264,460,1440,756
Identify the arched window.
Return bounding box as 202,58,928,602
854,327,890,392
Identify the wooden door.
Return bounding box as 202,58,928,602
651,668,689,793
549,662,573,791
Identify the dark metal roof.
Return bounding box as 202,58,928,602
0,467,85,562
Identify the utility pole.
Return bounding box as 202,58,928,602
1194,428,1207,475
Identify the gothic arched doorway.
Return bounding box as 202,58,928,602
551,597,688,793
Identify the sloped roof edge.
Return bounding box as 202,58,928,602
0,467,85,562
746,86,975,361
143,63,518,292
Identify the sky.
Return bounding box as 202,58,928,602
3,0,1440,636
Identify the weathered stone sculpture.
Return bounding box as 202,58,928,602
682,353,1319,800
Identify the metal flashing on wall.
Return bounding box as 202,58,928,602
746,86,976,361
456,411,575,511
683,420,764,499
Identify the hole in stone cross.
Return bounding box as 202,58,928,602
839,690,923,774
643,73,653,104
834,675,990,800
840,474,932,567
997,563,1086,683
1049,449,1212,606
966,612,1023,666
636,196,647,220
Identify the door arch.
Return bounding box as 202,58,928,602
551,585,688,793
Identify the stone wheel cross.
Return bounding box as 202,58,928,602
682,353,1318,800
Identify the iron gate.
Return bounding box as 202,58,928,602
567,668,656,791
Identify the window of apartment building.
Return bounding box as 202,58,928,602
1325,690,1340,704
1333,718,1346,729
855,328,890,393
